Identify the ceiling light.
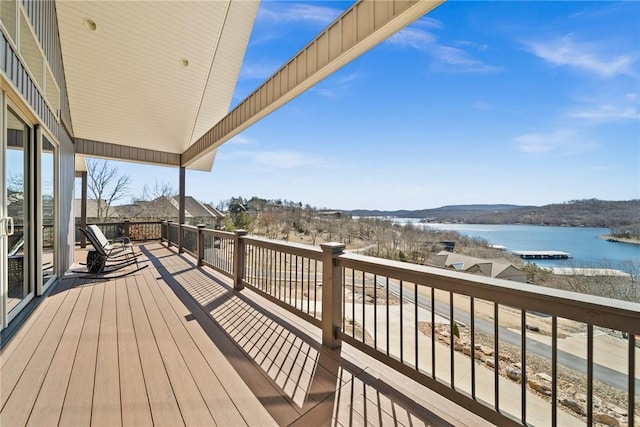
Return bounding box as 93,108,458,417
83,18,97,32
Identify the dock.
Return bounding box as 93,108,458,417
513,250,572,260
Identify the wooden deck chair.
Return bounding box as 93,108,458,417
86,224,139,261
74,227,147,278
8,233,24,257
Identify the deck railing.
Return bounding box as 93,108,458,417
75,220,163,244
243,236,323,325
200,228,235,277
160,221,639,427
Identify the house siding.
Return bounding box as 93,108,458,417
1,1,76,275
20,0,72,133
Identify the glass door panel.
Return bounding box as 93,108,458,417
41,136,55,286
6,108,31,314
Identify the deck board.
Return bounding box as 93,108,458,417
135,268,217,426
92,280,121,427
0,275,75,372
59,279,104,426
1,282,82,426
27,283,93,426
117,275,153,427
141,267,249,426
126,270,185,426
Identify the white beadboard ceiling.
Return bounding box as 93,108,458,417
57,0,259,171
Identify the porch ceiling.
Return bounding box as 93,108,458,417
57,0,259,171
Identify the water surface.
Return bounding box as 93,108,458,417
394,220,639,272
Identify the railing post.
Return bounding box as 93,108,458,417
233,229,248,291
197,224,205,266
321,242,345,350
123,220,130,239
166,220,173,247
178,223,184,254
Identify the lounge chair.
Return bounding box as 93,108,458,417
87,224,136,259
8,233,24,256
74,226,147,278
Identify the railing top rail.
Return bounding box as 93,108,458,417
201,228,235,239
83,220,162,225
243,235,323,259
180,224,199,232
338,252,640,333
125,220,163,225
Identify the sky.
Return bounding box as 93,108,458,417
114,1,639,211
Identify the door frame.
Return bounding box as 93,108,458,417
2,94,37,326
37,127,58,295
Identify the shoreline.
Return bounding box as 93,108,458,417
600,235,640,245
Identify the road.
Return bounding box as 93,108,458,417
382,279,639,392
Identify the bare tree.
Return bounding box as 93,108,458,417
138,179,176,201
128,179,178,219
7,172,23,192
86,159,131,220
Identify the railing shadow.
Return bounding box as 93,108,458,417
140,244,458,426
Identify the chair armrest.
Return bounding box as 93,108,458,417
111,236,132,245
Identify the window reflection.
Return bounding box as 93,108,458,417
42,136,56,285
6,108,30,312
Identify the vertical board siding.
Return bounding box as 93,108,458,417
20,0,72,131
2,2,76,274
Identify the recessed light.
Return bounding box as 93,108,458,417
83,18,97,32
180,58,189,68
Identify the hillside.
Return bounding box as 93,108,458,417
346,199,640,227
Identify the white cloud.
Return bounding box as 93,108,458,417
409,15,444,31
472,101,491,110
222,149,332,171
227,135,255,145
514,129,596,155
569,103,640,123
387,28,500,74
387,27,436,50
525,35,636,77
432,45,501,73
239,61,281,80
312,71,365,98
257,3,341,25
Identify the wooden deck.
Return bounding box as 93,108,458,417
1,242,490,427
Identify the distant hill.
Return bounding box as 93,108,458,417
346,199,640,228
348,204,528,218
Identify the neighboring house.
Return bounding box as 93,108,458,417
428,251,528,283
317,210,342,218
73,199,116,219
111,196,224,228
228,203,248,217
6,191,24,219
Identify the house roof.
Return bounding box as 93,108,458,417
182,197,224,218
429,251,527,282
58,1,258,171
73,199,115,218
108,196,224,220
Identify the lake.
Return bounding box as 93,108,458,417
393,220,640,273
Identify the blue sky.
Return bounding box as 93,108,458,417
132,1,639,210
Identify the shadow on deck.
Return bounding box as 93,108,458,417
141,243,489,426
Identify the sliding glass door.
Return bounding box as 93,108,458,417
41,135,56,288
4,107,33,317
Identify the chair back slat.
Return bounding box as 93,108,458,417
87,224,113,250
81,228,109,256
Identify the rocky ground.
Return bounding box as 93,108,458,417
422,323,637,427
